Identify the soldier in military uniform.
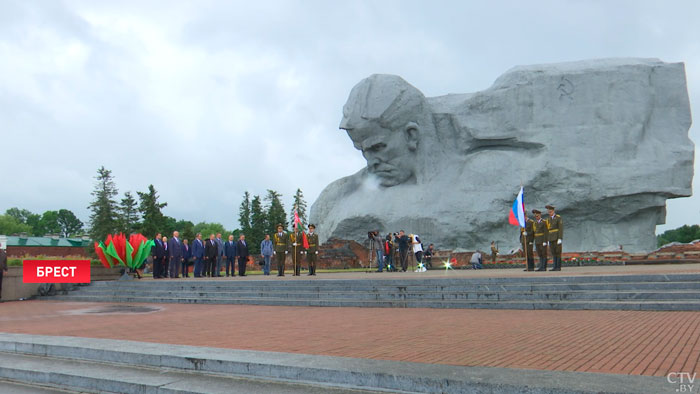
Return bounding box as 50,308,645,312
272,224,289,276
290,226,305,276
545,204,563,271
520,212,535,271
306,224,319,276
532,209,549,271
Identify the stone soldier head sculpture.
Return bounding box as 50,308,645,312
339,74,436,187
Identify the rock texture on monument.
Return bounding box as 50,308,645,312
309,58,694,252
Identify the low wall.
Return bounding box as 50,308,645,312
1,266,122,301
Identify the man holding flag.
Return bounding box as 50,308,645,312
291,207,306,276
508,187,531,270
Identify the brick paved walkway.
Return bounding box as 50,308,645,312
1,300,698,377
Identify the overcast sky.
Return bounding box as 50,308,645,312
0,0,698,234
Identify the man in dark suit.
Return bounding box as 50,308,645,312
162,236,169,277
223,234,237,277
151,233,165,279
167,231,183,278
192,233,204,278
204,234,218,277
215,232,224,277
192,233,205,277
181,238,191,278
236,234,250,277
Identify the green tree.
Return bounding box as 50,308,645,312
5,207,42,235
657,224,700,247
249,195,266,254
87,166,119,242
175,219,196,241
264,189,287,234
0,214,33,235
238,191,252,236
138,184,167,238
193,221,229,239
57,209,83,237
118,191,140,235
289,188,308,231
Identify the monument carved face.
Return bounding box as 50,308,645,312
346,120,417,187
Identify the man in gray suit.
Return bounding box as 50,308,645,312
167,231,183,278
215,232,224,277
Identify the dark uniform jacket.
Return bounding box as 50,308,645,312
273,232,289,254
521,219,535,244
204,239,218,260
546,214,563,243
307,232,319,254
533,218,549,244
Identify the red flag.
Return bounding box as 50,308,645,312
302,232,309,249
294,208,300,230
94,242,111,268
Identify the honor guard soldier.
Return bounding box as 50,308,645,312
532,209,549,271
306,224,319,276
545,204,563,271
290,227,305,276
490,241,499,263
273,224,289,276
521,212,535,271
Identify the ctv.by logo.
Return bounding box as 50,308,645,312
667,372,697,392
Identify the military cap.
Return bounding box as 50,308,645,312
308,224,316,229
532,209,541,214
276,223,284,228
545,205,555,210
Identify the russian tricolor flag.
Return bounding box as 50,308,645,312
508,187,526,228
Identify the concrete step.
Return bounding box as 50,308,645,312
0,333,670,394
48,294,700,310
57,289,700,301
0,352,379,394
76,281,700,292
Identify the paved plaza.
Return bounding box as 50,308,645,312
2,265,700,393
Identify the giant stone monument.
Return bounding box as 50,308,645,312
309,58,694,252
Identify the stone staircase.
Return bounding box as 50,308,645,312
0,334,668,394
45,273,700,311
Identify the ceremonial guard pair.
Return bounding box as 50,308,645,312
522,205,563,271
272,223,319,276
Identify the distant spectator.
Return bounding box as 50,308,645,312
384,234,394,271
490,241,499,263
424,243,434,268
168,231,183,278
162,236,169,277
471,251,483,269
215,233,224,277
224,235,237,277
396,231,410,272
192,233,205,277
260,234,273,275
181,239,191,278
0,242,7,300
372,231,384,272
412,234,423,270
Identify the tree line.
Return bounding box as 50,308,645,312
87,166,308,255
0,208,83,237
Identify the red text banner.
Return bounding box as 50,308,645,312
23,260,91,283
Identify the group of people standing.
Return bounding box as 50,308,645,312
151,231,250,278
149,223,321,278
370,230,434,272
520,205,564,271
